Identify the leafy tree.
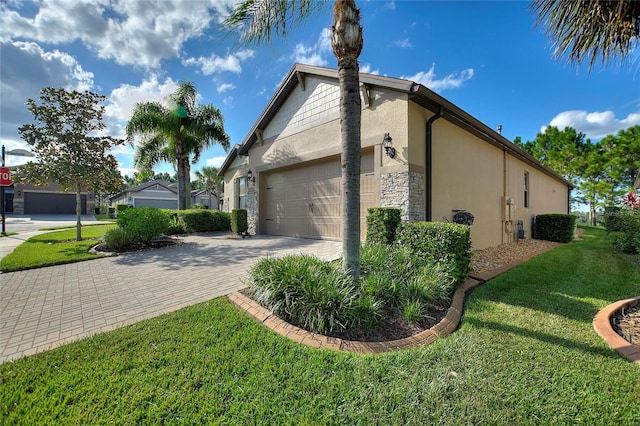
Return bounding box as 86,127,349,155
126,81,230,210
515,126,589,204
531,0,640,69
225,0,364,280
17,87,124,240
195,166,223,209
599,126,640,191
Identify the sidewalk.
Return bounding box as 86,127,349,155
0,234,342,363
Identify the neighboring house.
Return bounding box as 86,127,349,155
218,64,572,250
9,182,95,215
634,170,640,190
109,180,218,209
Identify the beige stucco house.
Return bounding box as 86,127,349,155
218,64,572,250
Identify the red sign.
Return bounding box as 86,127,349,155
0,167,12,186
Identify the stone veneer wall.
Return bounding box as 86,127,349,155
380,171,425,222
247,188,257,235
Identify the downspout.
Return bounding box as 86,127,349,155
425,106,444,222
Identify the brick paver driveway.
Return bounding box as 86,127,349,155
0,234,342,363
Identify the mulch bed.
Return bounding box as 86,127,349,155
91,236,182,255
612,301,640,349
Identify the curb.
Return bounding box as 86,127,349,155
593,297,640,365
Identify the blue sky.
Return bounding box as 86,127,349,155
2,0,638,178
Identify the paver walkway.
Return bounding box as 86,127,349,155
0,234,342,364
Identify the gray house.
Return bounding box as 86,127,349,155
109,180,218,209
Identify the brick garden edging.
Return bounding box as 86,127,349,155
593,297,640,365
227,277,483,354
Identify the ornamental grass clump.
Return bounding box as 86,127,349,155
248,241,466,336
248,255,361,335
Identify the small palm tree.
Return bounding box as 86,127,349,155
225,0,364,280
195,166,223,209
532,0,640,69
126,82,230,210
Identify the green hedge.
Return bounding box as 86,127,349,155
115,204,129,216
534,214,576,243
366,207,401,245
231,209,248,235
169,209,231,233
602,206,624,233
612,209,640,254
395,222,471,285
116,207,170,242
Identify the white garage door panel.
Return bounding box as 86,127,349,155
263,152,376,240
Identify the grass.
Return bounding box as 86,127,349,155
1,227,639,424
0,224,116,272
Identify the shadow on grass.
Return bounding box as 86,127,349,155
464,317,621,361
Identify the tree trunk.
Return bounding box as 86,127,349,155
332,0,363,281
176,139,191,210
75,181,82,241
589,200,597,226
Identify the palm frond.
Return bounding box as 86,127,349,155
223,0,327,44
532,0,640,69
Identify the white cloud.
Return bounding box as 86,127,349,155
394,38,412,49
360,64,380,75
182,50,255,75
403,64,474,92
291,27,332,67
0,40,95,153
206,156,227,168
542,110,640,139
103,75,179,142
1,0,228,68
385,2,396,10
217,83,235,93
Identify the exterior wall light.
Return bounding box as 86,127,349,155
383,133,395,158
247,169,255,183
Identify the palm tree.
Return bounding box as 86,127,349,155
126,82,230,210
531,0,640,69
224,0,364,280
195,166,223,209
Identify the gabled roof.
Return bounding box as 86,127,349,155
110,180,177,201
219,63,572,188
216,144,241,177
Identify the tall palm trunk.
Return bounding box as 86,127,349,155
332,0,363,281
176,138,191,210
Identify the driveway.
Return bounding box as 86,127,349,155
0,233,342,364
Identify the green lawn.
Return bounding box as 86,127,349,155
0,224,116,272
1,227,638,424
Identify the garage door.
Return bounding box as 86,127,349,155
263,151,377,240
133,198,178,209
24,192,87,214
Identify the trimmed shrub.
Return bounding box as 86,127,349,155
395,221,471,285
602,206,623,233
103,227,132,251
366,207,402,245
534,214,576,243
116,207,170,243
612,209,640,254
248,254,360,334
231,209,248,235
115,204,129,216
172,209,231,233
